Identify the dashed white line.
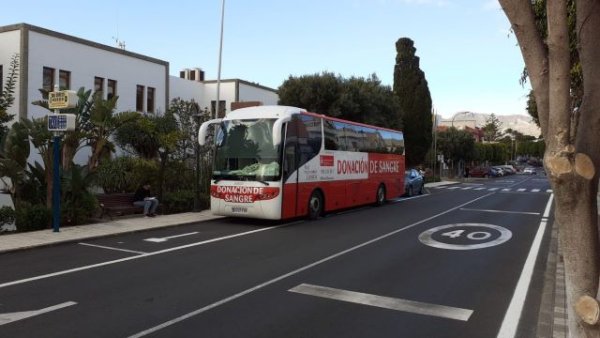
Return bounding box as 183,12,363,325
531,189,540,193
502,188,511,192
462,187,473,190
289,283,473,321
488,188,499,191
517,188,526,192
127,193,495,338
474,187,486,191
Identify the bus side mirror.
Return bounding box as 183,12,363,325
198,118,222,146
272,116,291,146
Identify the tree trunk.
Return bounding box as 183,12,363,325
500,0,600,336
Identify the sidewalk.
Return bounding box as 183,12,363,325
0,211,222,254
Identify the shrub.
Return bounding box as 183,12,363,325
161,190,207,214
96,157,159,193
62,191,98,226
0,206,16,226
15,202,51,232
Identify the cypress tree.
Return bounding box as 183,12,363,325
393,38,432,167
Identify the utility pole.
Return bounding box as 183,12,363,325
215,0,226,119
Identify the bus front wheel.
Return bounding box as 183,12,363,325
308,191,323,220
376,184,386,206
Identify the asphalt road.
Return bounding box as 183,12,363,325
0,173,554,338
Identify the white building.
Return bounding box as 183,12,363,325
0,23,278,123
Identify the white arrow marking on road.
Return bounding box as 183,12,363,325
289,284,473,321
0,301,77,326
144,232,199,243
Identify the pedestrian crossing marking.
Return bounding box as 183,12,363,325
433,186,552,194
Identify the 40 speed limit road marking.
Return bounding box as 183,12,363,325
419,223,513,250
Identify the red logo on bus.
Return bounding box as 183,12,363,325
320,155,334,167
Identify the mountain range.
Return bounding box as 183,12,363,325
438,112,541,138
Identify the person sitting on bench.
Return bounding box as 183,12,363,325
133,182,159,217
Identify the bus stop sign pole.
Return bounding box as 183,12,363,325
48,87,78,232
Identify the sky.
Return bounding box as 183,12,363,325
1,0,531,119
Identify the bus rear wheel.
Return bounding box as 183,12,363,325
376,184,386,206
307,191,323,220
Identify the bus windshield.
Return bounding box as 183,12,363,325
213,118,282,182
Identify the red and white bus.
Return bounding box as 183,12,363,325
198,106,405,220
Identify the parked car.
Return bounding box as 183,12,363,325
523,167,537,174
499,165,517,175
404,169,424,196
469,167,492,178
491,167,505,177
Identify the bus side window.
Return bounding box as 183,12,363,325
298,114,322,166
324,120,338,150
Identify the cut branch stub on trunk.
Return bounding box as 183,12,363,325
575,295,600,325
545,152,595,181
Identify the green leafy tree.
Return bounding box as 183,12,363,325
278,72,342,115
0,54,19,142
0,122,30,201
278,72,401,130
114,112,182,198
482,113,503,142
437,127,475,175
393,37,432,167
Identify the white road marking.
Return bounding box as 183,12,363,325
78,243,146,255
531,189,540,193
127,193,495,338
497,194,554,338
488,188,499,191
447,187,460,190
517,188,526,192
501,188,511,192
289,283,473,321
474,187,486,191
459,208,540,216
461,187,473,190
144,232,199,243
0,226,285,290
0,301,77,326
546,189,553,193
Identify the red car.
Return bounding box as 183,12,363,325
469,167,492,178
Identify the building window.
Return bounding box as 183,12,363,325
107,79,117,100
147,87,155,113
179,70,185,78
94,77,104,94
43,67,55,92
136,85,145,112
59,70,71,90
211,100,226,118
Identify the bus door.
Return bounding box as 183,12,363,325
281,120,300,218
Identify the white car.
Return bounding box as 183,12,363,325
523,167,536,174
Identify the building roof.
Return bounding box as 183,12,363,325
0,23,169,66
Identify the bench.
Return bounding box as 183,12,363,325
96,193,142,219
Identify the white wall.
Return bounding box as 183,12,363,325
169,76,203,104
27,31,167,119
0,29,22,123
202,81,237,115
238,82,278,105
